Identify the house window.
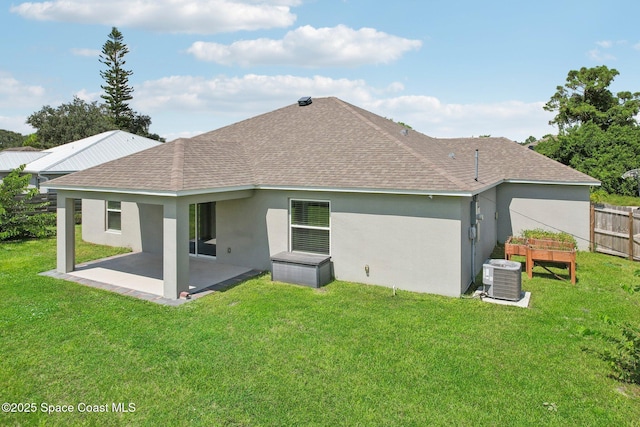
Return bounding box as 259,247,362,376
290,199,330,255
106,201,122,232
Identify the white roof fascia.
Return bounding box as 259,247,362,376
504,178,601,187
469,178,600,197
43,182,473,198
257,184,473,197
43,180,599,199
43,184,256,198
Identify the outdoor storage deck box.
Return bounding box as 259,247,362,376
271,251,332,288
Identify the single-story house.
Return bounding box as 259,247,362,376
0,147,47,181
0,130,162,191
44,97,600,299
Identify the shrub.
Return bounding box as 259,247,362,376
582,310,640,385
0,165,55,241
600,318,640,384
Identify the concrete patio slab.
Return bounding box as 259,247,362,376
40,252,263,305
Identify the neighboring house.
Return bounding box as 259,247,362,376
0,148,47,181
0,130,163,191
45,97,600,299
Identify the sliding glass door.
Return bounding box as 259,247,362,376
189,202,216,257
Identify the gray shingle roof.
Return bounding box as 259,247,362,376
46,97,599,194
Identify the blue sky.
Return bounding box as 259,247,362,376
1,0,639,142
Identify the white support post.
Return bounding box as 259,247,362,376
56,195,75,273
163,199,190,299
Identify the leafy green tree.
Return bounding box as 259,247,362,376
26,97,114,148
0,130,26,150
536,123,640,194
0,164,55,240
100,27,134,130
537,66,640,196
129,112,163,141
544,66,640,133
22,133,40,148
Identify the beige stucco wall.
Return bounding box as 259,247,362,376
82,199,143,251
332,193,463,296
77,183,589,296
477,187,498,265
216,190,465,296
496,183,591,250
215,192,284,269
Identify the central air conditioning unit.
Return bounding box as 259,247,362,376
482,259,522,301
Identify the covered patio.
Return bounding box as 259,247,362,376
43,252,262,305
53,186,258,300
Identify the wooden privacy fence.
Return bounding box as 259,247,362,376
14,192,57,214
14,192,81,214
591,204,640,261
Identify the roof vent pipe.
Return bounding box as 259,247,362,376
474,149,479,182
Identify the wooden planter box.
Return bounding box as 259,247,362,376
505,236,528,260
525,238,577,284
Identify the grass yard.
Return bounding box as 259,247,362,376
1,234,639,426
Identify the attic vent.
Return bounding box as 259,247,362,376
298,96,312,106
400,128,409,136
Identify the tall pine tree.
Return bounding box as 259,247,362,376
100,27,134,130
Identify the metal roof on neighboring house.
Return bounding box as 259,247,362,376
45,97,600,195
23,130,162,175
0,151,48,172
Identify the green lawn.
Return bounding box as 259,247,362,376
1,235,639,426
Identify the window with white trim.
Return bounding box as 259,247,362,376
290,199,330,255
106,201,122,232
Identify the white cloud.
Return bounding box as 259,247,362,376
0,68,554,142
0,72,50,134
587,40,634,61
74,89,102,102
187,25,422,67
366,96,555,141
587,48,616,61
71,48,101,57
133,73,374,113
0,115,35,135
11,0,299,34
132,73,553,142
0,72,47,109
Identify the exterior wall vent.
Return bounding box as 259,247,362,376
482,259,522,301
298,96,312,106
